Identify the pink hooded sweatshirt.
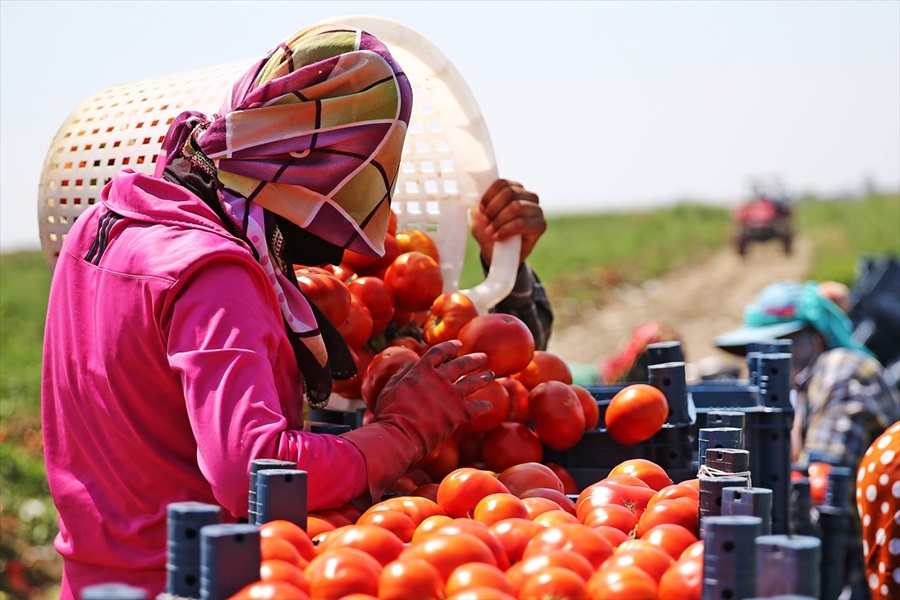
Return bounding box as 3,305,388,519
41,170,368,597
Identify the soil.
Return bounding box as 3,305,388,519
545,236,813,381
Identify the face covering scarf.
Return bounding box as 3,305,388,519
155,23,413,407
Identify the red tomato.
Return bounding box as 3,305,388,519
529,380,586,450
395,229,441,263
259,520,317,563
445,562,514,598
576,479,656,521
411,514,454,543
585,564,657,600
457,313,535,376
647,483,700,508
315,524,405,567
385,335,428,355
378,557,442,600
422,291,479,346
605,384,668,445
533,509,580,527
479,422,543,472
259,559,310,592
570,384,600,431
658,552,703,600
337,294,373,349
519,566,588,600
511,350,573,390
383,251,443,312
544,463,580,495
472,492,530,525
346,276,395,338
520,487,578,516
488,517,546,563
639,523,699,560
500,377,531,424
332,346,372,399
590,525,630,549
635,496,699,537
305,547,381,599
355,509,416,544
522,496,566,520
522,523,615,569
608,458,673,491
321,263,356,282
363,495,446,527
580,503,639,535
305,515,336,539
360,346,419,411
458,379,509,434
399,532,497,581
602,544,674,583
261,536,303,568
497,462,565,496
506,550,595,594
435,518,511,571
412,483,440,504
436,467,510,518
230,581,309,600
295,271,352,327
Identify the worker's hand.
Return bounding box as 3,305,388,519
342,340,494,501
469,179,546,264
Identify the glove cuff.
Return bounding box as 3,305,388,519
341,423,424,503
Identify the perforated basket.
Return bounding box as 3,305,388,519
37,16,520,313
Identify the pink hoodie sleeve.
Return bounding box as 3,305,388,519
163,255,368,514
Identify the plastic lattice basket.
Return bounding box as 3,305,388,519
37,16,520,314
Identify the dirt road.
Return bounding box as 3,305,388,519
546,237,813,380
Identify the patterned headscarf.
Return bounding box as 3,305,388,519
155,23,412,407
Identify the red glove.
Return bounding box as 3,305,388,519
342,340,494,501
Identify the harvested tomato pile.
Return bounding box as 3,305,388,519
231,459,703,599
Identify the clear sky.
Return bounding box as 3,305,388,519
1,0,898,252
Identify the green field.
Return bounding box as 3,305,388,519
1,192,897,596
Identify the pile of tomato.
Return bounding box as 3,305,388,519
231,458,703,599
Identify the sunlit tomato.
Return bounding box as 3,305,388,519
355,509,416,544
435,518,511,571
346,276,395,338
580,503,639,535
520,566,588,600
315,524,405,567
511,350,574,390
457,313,535,377
635,496,699,537
305,547,382,599
679,539,705,561
395,228,441,263
585,564,657,600
529,381,586,450
533,509,579,526
522,496,566,520
488,517,546,563
498,462,565,497
259,559,310,592
545,463,580,495
436,467,510,518
305,515,336,538
230,580,309,600
261,535,303,568
378,557,442,600
445,562,514,598
522,523,615,569
647,483,700,508
605,384,669,445
360,346,419,411
590,525,630,549
321,262,356,282
458,379,509,434
500,377,531,424
576,479,656,522
295,271,352,327
423,291,478,346
658,552,703,600
399,532,497,581
362,495,446,527
506,550,594,594
602,544,674,583
337,294,373,349
419,436,460,482
479,422,543,472
472,492,530,525
608,458,673,491
411,514,454,543
639,523,699,560
383,251,443,312
259,520,317,564
520,488,578,515
570,384,600,431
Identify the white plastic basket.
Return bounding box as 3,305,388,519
37,16,519,313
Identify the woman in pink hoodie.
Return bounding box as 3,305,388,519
41,23,504,597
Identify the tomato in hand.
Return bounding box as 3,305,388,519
360,346,419,411
608,458,673,491
479,422,543,473
605,383,668,445
423,291,478,346
383,251,444,312
458,313,535,376
457,379,509,434
529,381,586,450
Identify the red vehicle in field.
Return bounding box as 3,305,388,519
733,182,794,256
